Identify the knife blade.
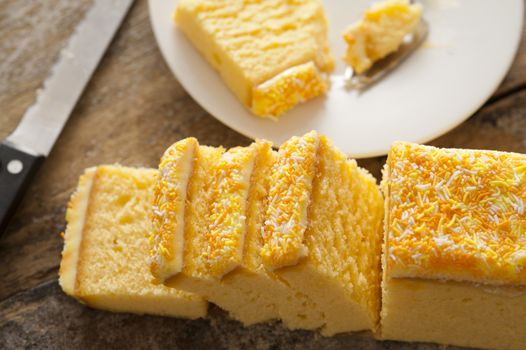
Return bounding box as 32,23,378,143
0,0,134,235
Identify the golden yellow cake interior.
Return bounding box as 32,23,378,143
59,165,207,319
381,142,526,350
175,0,334,118
342,0,422,74
261,131,384,335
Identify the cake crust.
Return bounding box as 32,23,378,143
381,277,526,350
204,145,257,277
59,168,96,297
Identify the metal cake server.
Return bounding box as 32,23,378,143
344,19,429,91
0,0,134,235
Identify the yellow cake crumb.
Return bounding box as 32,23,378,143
386,142,526,285
342,0,422,74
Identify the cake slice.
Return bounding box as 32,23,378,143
164,141,279,325
261,131,385,335
381,142,526,350
150,137,198,282
59,165,207,318
152,140,323,328
175,0,334,118
342,0,422,74
154,141,278,324
220,141,325,330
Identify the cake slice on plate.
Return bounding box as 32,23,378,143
260,131,385,335
59,165,207,318
175,0,334,118
342,0,422,74
381,142,526,350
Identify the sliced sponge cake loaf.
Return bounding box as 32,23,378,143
151,139,323,328
261,131,384,335
175,0,334,118
59,165,207,318
150,133,384,333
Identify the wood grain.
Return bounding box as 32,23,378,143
0,0,525,348
0,281,462,350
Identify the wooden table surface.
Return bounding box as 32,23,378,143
0,1,525,348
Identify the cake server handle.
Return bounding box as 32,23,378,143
0,142,44,236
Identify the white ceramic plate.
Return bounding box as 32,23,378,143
148,0,523,158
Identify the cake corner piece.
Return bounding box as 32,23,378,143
251,62,329,119
381,142,526,350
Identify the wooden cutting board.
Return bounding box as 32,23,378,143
0,281,464,349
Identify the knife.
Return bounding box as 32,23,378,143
0,0,134,235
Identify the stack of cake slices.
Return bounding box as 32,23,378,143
59,133,526,350
148,131,384,335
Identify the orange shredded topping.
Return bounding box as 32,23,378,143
149,138,197,280
260,131,319,269
203,145,256,277
251,62,328,118
386,142,526,284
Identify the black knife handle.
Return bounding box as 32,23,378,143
0,143,44,236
